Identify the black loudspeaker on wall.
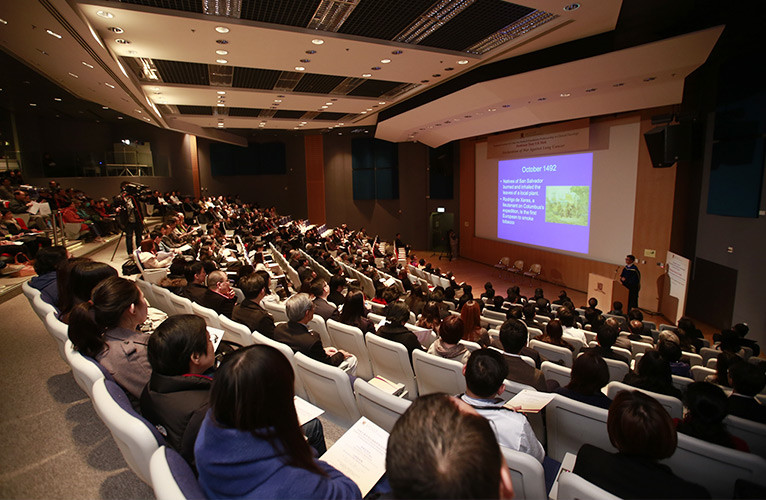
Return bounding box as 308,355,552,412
644,123,691,168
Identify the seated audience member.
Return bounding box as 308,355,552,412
58,260,118,323
732,322,760,357
61,199,102,241
232,273,276,339
608,300,627,319
456,284,474,310
480,281,495,300
676,317,703,353
538,319,574,351
137,230,174,269
522,303,544,331
627,308,653,338
460,349,545,462
405,284,426,316
327,274,346,307
555,350,612,409
626,319,648,341
140,315,214,468
337,289,375,335
587,321,631,365
68,276,151,400
705,350,741,387
727,362,766,424
461,300,490,347
558,308,587,345
28,246,67,307
200,270,236,318
386,393,514,500
498,319,547,392
181,261,207,303
377,302,424,362
622,351,682,399
309,277,337,321
552,290,569,305
489,295,506,313
273,293,352,368
676,382,749,452
657,333,691,379
573,390,711,499
427,315,470,365
194,345,359,500
505,286,526,305
416,300,443,334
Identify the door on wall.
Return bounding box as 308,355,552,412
429,212,454,253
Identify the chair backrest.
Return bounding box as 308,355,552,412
541,361,572,388
149,446,205,500
133,279,156,309
683,351,703,367
557,472,622,500
251,331,306,399
64,339,105,398
459,339,482,352
91,378,165,484
662,430,766,498
403,322,437,348
671,374,693,393
307,315,332,348
629,340,654,357
262,299,289,323
134,250,169,284
605,381,682,419
500,446,547,500
699,347,719,365
603,357,630,382
529,339,573,368
43,310,68,361
150,286,175,315
293,352,361,428
512,260,524,272
218,315,254,346
690,365,716,382
481,315,504,329
724,415,766,459
32,293,57,321
191,302,222,329
366,333,418,400
21,280,40,302
482,309,506,321
325,319,374,380
527,327,543,341
546,394,613,462
412,350,466,396
367,312,386,325
353,378,411,433
167,293,194,315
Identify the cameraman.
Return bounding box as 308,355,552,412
115,181,145,256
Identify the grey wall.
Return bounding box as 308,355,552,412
323,134,459,250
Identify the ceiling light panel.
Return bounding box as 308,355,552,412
307,0,360,31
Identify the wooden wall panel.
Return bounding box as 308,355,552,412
460,110,676,313
305,135,326,225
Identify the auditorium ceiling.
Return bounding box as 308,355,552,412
0,0,727,146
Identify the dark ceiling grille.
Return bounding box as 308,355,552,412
314,111,347,121
294,74,347,94
239,0,322,27
273,109,306,119
339,0,435,41
347,79,403,97
153,59,209,85
176,105,212,115
229,107,267,117
232,67,282,89
115,0,203,13
419,0,534,51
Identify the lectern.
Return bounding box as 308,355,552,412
587,273,628,309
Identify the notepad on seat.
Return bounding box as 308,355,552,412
503,389,556,413
368,376,406,397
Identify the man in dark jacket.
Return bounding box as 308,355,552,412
200,270,236,319
232,273,275,338
376,302,424,364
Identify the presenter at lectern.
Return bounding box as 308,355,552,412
620,254,641,312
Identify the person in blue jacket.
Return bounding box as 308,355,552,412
194,344,361,500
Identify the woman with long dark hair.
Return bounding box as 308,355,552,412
194,345,361,499
338,289,375,335
67,276,150,400
461,300,490,347
555,349,612,409
57,258,117,322
416,300,442,334
538,319,574,351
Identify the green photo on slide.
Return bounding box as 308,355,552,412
545,186,589,226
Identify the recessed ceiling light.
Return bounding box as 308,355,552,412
321,105,328,109
311,39,324,45
102,106,109,109
360,111,367,114
46,29,62,39
97,10,114,19
104,82,115,88
216,50,228,55
217,91,226,95
107,26,124,33
117,116,123,119
217,123,224,127
488,108,497,111
0,18,8,24
300,122,307,124
274,99,282,103
54,97,62,101
29,103,37,107
115,38,130,44
338,123,344,126
366,108,372,111
217,103,224,107
362,73,371,77
68,72,79,78
295,66,305,71
391,50,403,55
216,59,228,64
216,39,228,44
325,102,332,105
457,60,469,65
82,61,94,68
381,59,391,64
378,102,386,105
563,3,580,11
135,109,142,113
215,26,230,33
560,93,570,97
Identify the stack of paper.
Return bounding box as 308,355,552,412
503,390,556,413
368,376,405,397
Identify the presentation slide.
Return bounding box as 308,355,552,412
497,153,593,254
